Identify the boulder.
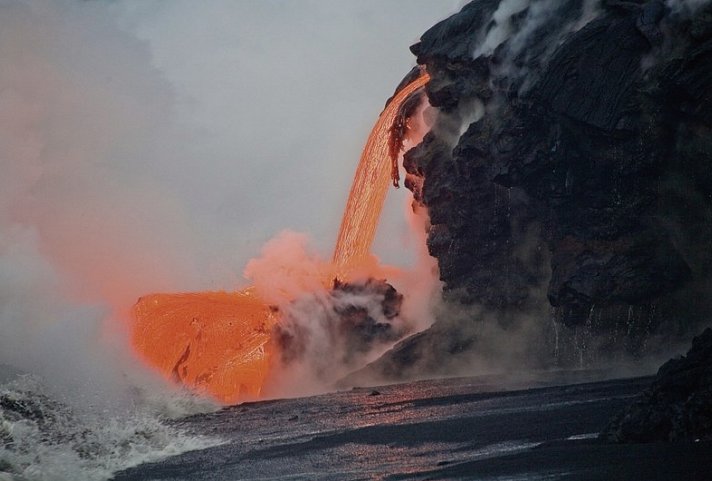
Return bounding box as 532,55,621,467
601,328,712,442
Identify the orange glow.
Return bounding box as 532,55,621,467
132,289,277,403
332,72,429,278
131,71,429,403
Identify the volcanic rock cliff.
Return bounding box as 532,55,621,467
357,0,712,382
601,327,712,442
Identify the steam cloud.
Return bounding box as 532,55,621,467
0,0,198,412
667,0,712,13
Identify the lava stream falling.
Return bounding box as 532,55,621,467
131,70,430,403
332,72,429,278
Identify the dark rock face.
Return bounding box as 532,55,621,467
601,328,712,442
402,0,712,355
344,318,478,384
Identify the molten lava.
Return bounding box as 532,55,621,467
332,72,429,277
131,70,430,403
132,289,276,403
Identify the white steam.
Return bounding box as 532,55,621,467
667,0,712,14
0,0,215,415
508,0,570,55
243,221,441,397
474,0,601,61
266,287,405,397
474,0,530,57
244,231,334,306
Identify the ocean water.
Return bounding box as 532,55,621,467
112,372,712,481
0,368,221,481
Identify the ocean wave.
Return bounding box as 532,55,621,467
0,375,221,481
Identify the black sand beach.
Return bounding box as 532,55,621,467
113,373,712,480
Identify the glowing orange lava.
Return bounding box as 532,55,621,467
131,70,429,403
132,289,277,403
332,72,429,277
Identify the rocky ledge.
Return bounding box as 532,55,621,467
601,328,712,442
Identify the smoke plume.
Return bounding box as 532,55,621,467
0,0,204,413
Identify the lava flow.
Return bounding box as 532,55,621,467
332,72,429,277
132,290,276,404
131,70,429,403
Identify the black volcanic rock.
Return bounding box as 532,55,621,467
396,0,712,364
601,328,712,442
344,318,479,385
